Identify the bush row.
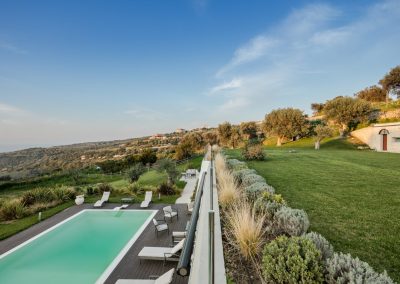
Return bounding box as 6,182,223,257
0,186,77,221
225,157,394,284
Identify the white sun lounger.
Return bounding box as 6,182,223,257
113,204,129,211
138,239,185,264
140,191,153,208
94,191,110,208
115,268,174,284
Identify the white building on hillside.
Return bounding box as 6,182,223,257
351,122,400,153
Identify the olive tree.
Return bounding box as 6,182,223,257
217,122,233,147
355,85,386,102
379,65,400,100
155,159,179,185
314,125,333,150
263,108,308,146
127,163,146,183
240,121,258,140
323,97,372,137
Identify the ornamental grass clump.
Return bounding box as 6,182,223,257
0,199,28,221
215,154,239,207
305,232,334,261
215,153,227,173
52,186,76,202
217,167,239,207
241,173,266,187
244,182,275,202
21,187,56,206
262,236,324,284
272,206,310,237
225,200,266,281
325,252,394,284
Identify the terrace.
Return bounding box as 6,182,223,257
0,150,226,284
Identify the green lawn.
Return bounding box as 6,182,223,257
226,139,400,282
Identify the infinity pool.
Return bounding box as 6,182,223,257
0,209,156,284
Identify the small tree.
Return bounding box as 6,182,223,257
379,65,400,100
217,122,233,147
230,126,242,149
181,132,204,151
202,130,218,145
311,103,325,115
355,85,386,102
127,163,146,183
263,108,308,146
314,125,333,150
240,121,258,140
139,148,157,165
323,96,372,137
155,159,179,185
174,141,193,160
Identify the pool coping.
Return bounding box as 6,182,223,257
0,209,158,284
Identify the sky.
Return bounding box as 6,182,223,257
1,0,400,152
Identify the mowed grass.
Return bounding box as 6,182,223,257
226,140,400,282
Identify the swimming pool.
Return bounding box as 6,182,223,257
0,209,157,284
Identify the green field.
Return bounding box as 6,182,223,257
226,139,400,282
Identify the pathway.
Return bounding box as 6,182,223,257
175,173,198,204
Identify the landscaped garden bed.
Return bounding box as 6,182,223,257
215,151,396,283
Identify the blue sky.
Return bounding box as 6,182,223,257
1,0,399,152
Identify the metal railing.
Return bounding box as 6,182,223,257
177,171,207,276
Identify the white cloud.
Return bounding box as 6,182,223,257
211,0,400,114
210,78,242,94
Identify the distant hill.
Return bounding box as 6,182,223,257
0,132,186,180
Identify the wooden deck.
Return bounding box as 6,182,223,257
0,202,190,284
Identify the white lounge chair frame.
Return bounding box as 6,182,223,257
115,268,174,284
140,191,153,208
138,239,185,265
94,191,110,208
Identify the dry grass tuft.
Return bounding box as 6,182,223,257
226,200,266,262
225,199,267,283
215,153,239,206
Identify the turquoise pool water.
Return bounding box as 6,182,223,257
0,210,155,284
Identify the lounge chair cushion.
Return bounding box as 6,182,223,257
154,269,174,284
170,239,185,254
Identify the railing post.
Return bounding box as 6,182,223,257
208,211,215,284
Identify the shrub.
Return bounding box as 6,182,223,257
272,206,310,237
262,236,324,283
226,159,247,171
241,174,265,187
21,188,56,206
232,168,256,184
86,186,95,195
242,144,265,161
0,199,28,220
157,182,176,195
305,232,334,261
97,183,113,193
244,182,275,201
325,252,394,284
53,186,76,202
254,191,286,218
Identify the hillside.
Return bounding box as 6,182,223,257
0,132,186,179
